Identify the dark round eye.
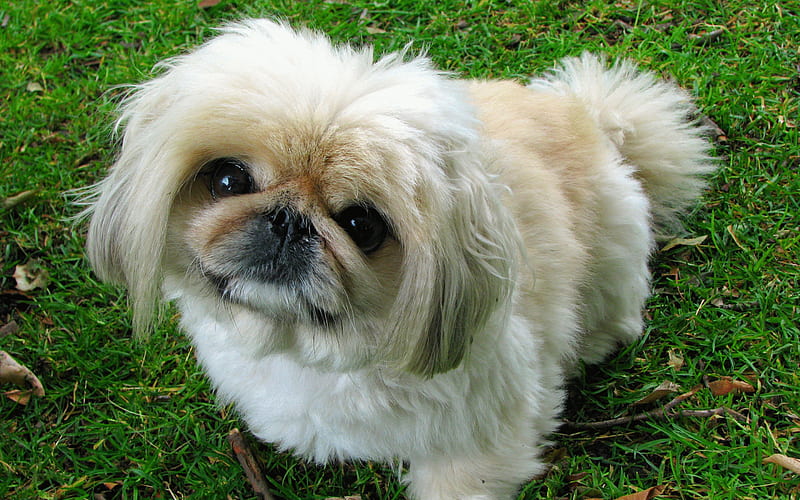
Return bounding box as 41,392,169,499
206,158,254,198
334,205,389,254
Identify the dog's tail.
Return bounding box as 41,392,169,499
528,53,715,237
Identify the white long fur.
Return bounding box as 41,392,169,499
84,20,714,499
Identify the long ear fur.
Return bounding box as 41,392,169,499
390,149,520,377
81,74,191,336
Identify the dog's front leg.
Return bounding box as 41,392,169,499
405,448,543,500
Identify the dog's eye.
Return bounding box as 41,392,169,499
334,205,388,254
206,158,254,198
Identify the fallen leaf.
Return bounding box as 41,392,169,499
660,235,707,252
708,376,755,396
615,484,666,500
26,81,44,92
365,26,386,34
667,349,684,370
5,389,35,405
542,446,568,464
763,454,800,475
505,33,523,49
455,19,470,31
566,472,589,482
13,259,50,292
566,472,590,494
634,380,681,406
0,321,20,338
198,0,222,7
0,351,45,405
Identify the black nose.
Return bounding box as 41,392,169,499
265,206,315,241
234,206,319,285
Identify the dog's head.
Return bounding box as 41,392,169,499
85,20,518,375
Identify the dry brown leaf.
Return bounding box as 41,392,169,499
615,484,666,500
565,471,590,493
634,380,681,406
763,454,800,475
93,481,122,500
5,389,36,405
708,377,755,396
661,235,707,252
198,0,222,7
0,351,45,405
0,320,20,338
13,259,50,292
667,349,684,370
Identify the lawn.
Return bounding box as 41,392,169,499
1,0,798,499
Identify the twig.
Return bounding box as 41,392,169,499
680,407,749,423
664,386,703,411
1,189,39,210
227,428,275,500
563,386,748,431
714,301,760,312
688,28,725,45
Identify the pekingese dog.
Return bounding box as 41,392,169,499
84,19,713,499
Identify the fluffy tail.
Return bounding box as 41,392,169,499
529,53,716,237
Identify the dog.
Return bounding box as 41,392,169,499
83,19,713,499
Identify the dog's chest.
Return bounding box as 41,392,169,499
195,344,475,461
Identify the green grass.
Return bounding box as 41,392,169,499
1,0,798,498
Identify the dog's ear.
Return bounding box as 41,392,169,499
388,151,519,377
83,76,189,336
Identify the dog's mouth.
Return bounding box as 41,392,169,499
206,272,342,327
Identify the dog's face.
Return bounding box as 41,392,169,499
85,20,518,375
168,114,412,370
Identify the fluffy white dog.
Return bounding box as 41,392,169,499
84,19,713,499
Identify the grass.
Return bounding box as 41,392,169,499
1,0,798,498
